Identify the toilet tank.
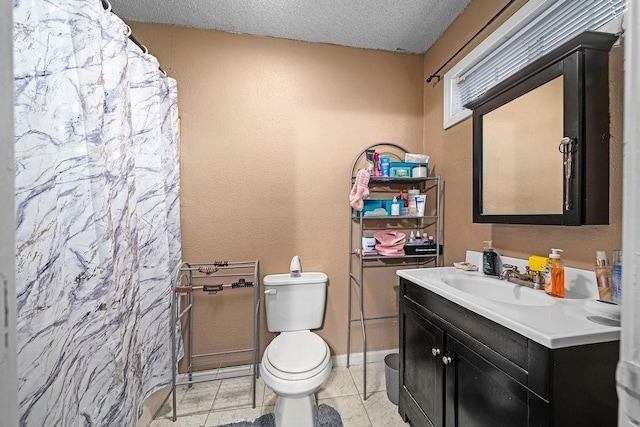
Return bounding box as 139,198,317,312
263,272,328,332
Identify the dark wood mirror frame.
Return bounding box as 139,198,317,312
465,31,617,225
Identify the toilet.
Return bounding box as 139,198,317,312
261,271,332,427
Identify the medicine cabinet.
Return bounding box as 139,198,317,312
465,31,617,225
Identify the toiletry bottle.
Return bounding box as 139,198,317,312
482,241,498,276
544,249,564,298
594,250,613,302
612,248,622,304
380,157,390,177
415,231,422,245
391,197,400,216
365,149,375,174
408,231,415,244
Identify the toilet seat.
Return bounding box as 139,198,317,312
263,331,330,381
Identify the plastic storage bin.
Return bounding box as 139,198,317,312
358,199,393,217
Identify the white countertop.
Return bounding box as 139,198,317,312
396,266,620,349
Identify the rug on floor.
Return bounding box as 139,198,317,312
214,403,343,427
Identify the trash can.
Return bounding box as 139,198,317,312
384,353,399,405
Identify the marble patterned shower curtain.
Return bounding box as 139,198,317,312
13,0,181,425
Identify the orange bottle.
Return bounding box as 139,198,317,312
544,248,565,298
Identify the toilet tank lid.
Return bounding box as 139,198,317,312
263,272,328,286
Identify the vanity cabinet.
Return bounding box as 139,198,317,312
399,278,619,427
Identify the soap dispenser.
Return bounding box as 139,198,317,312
482,241,498,276
544,249,564,298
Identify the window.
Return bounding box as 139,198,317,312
443,0,626,129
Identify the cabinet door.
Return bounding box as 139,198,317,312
444,336,531,427
401,305,445,427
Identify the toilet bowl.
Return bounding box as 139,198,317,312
261,331,332,427
261,270,331,427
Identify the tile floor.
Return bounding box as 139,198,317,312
150,361,409,427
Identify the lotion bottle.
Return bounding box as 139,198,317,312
391,197,400,216
544,249,564,298
482,241,498,276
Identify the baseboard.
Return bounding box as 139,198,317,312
171,349,400,384
331,349,399,367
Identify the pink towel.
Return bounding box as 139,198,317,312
374,230,406,246
375,244,405,256
350,169,370,211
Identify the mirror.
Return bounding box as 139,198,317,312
482,76,564,215
466,31,617,225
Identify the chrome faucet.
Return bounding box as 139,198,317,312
499,264,544,290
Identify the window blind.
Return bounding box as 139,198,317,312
451,0,626,120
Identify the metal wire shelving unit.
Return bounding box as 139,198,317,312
347,143,442,400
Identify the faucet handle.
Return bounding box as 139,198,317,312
532,271,545,290
502,264,519,273
499,264,517,280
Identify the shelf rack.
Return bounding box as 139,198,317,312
347,143,442,400
170,260,260,421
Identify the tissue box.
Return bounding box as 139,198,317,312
405,153,430,163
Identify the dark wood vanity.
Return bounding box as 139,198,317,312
399,278,619,427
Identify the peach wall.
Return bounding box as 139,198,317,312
129,22,424,361
129,0,624,365
422,0,623,270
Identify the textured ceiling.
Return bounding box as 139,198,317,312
108,0,471,54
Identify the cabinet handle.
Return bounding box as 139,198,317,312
442,355,453,365
431,348,441,356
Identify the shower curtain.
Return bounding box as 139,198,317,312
13,0,181,425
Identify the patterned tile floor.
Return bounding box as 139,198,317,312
150,361,409,427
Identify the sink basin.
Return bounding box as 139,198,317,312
441,275,555,306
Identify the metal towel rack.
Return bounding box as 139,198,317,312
170,260,260,421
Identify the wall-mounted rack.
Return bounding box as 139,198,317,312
170,260,260,421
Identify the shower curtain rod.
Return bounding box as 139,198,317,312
425,0,516,83
101,0,167,76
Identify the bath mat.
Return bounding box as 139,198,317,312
213,403,343,427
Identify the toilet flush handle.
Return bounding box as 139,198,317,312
264,289,277,295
